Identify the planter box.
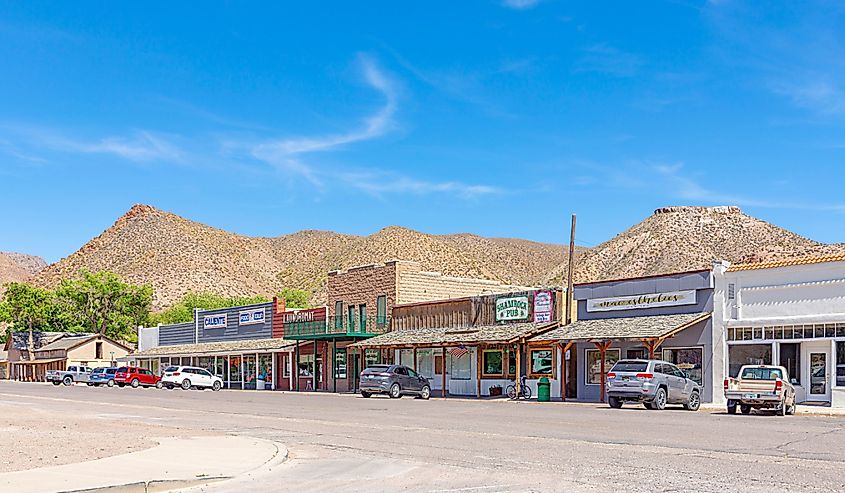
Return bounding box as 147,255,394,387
489,386,503,397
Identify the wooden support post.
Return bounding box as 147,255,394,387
442,347,448,398
594,340,612,402
476,346,482,398
413,347,418,372
560,341,574,401
515,343,522,396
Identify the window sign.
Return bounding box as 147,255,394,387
530,349,553,376
482,350,504,376
586,290,697,312
204,314,227,329
239,308,265,326
533,291,553,322
496,296,529,321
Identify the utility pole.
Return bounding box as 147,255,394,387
565,213,577,325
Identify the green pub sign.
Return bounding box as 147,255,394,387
495,295,529,321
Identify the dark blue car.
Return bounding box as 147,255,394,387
87,367,118,387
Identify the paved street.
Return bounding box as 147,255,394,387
2,381,844,493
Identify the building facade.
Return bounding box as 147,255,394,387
714,254,845,408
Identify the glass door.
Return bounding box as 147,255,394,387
808,351,829,402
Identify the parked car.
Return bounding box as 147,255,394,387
114,366,162,389
359,364,431,399
606,359,702,411
724,365,796,416
161,366,223,391
87,367,118,387
46,366,93,386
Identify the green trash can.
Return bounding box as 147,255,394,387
537,377,551,402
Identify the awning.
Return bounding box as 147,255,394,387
129,338,298,358
529,312,711,343
351,322,559,349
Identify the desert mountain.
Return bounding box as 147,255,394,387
0,252,47,285
35,205,568,309
546,206,845,284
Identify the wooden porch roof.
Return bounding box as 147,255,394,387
350,321,559,349
529,312,711,343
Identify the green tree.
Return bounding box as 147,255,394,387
55,270,152,342
279,287,310,309
150,292,270,325
1,283,57,359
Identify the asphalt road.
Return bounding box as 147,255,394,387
2,382,844,493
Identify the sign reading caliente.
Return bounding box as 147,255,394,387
586,290,697,313
496,295,530,321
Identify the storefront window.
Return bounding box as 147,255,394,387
508,350,516,376
243,355,257,389
335,348,347,379
228,356,241,383
450,351,471,380
150,359,160,376
837,342,845,387
259,354,273,385
626,348,647,360
482,350,504,376
417,349,433,379
213,357,225,379
299,354,314,377
728,344,771,378
586,349,620,385
662,347,704,385
365,349,381,368
530,349,553,376
780,343,801,384
281,354,290,378
399,349,413,367
197,357,213,373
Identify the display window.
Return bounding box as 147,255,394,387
585,349,620,385
482,350,504,377
662,347,704,385
529,348,554,377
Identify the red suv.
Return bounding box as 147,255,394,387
114,366,162,389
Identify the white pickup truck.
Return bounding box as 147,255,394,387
724,365,796,416
46,366,93,386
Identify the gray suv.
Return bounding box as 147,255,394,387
360,364,431,400
606,359,701,411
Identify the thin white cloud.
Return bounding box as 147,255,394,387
250,54,398,185
502,0,541,10
576,44,644,78
338,169,501,199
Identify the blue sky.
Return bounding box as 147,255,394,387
1,1,844,263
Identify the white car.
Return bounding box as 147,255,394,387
161,366,223,391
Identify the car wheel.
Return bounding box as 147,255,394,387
52,381,61,386
389,383,401,399
787,399,796,415
181,379,192,390
777,397,787,416
727,400,737,414
86,382,93,386
129,378,139,389
155,381,163,389
608,396,623,409
652,388,667,410
212,381,222,392
62,376,73,386
643,402,653,410
740,404,752,415
107,380,115,388
684,391,701,411
419,386,431,400
361,391,372,398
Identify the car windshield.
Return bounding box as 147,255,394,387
106,368,116,374
116,367,128,373
611,361,649,373
363,365,390,374
164,366,179,372
741,367,783,380
91,368,104,374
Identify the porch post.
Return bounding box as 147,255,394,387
413,347,417,372
295,341,300,391
442,346,448,398
312,339,317,391
595,340,612,403
271,352,276,390
476,346,482,398
516,343,522,396
333,338,338,393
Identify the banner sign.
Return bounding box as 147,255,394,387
283,308,325,324
533,291,553,322
239,308,265,326
586,290,697,312
496,295,530,322
204,314,227,329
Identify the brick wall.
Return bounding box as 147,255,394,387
327,261,398,318
395,261,531,305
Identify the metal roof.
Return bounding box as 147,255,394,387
35,335,98,352
350,322,558,348
726,253,845,272
130,338,298,357
529,312,711,343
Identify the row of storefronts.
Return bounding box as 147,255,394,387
126,253,845,407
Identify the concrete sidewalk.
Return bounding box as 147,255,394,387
0,435,286,493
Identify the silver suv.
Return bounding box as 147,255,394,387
606,359,701,411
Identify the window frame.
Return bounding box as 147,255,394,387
481,349,505,378
585,349,621,385
528,347,555,378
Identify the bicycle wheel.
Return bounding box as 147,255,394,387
522,386,532,399
506,385,517,399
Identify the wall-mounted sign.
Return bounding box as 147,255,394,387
496,296,530,321
586,290,697,312
239,308,265,326
204,314,227,329
533,291,553,322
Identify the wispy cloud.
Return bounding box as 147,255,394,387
250,54,398,185
501,0,541,10
576,44,644,77
337,169,500,199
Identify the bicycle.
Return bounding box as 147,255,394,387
506,375,532,400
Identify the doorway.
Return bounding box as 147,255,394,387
804,342,831,403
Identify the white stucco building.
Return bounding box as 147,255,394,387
713,254,845,408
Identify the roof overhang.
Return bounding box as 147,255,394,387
529,312,711,344
351,322,560,349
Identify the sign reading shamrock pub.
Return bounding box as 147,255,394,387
495,295,530,321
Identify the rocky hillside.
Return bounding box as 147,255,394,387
546,206,845,284
0,252,47,285
35,205,568,309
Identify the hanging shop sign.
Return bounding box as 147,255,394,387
204,314,227,329
496,295,530,321
586,290,697,312
239,308,265,326
533,291,553,322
